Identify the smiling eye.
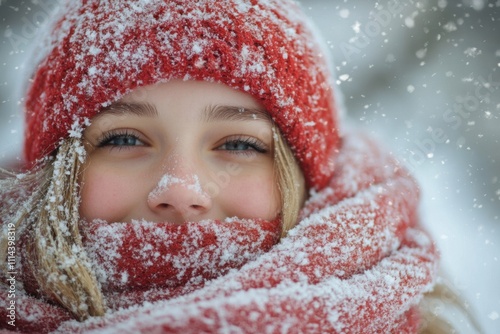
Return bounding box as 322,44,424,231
218,137,268,154
223,141,253,151
97,131,145,148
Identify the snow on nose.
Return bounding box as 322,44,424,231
147,173,212,222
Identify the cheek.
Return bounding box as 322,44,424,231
218,174,280,220
79,167,138,222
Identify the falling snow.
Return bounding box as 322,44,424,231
0,0,499,333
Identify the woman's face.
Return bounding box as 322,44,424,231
80,80,280,224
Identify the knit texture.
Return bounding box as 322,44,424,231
24,0,340,189
0,132,439,333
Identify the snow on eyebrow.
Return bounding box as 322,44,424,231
96,102,159,119
202,105,271,123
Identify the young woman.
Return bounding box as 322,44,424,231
0,0,477,333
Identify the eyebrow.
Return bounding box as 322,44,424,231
97,102,271,123
202,105,272,123
98,102,159,118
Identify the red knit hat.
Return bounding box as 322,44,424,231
24,0,340,189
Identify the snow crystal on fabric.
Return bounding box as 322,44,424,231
80,218,281,294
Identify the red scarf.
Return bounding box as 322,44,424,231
0,132,438,333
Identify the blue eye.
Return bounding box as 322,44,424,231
98,131,144,148
218,137,268,154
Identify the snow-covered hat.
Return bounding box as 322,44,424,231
24,0,340,189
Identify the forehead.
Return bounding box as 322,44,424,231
98,80,272,122
121,80,264,108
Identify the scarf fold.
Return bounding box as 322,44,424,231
0,131,439,333
80,217,282,309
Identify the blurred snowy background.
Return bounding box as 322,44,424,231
0,0,499,332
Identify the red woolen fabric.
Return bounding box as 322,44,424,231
24,0,340,189
0,133,439,333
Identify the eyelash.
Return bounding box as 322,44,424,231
96,130,144,149
218,136,269,155
95,131,268,155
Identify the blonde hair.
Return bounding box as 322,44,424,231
0,138,105,320
272,127,307,236
419,276,484,333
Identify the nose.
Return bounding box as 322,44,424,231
147,172,212,223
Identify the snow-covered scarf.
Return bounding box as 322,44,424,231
0,132,438,333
